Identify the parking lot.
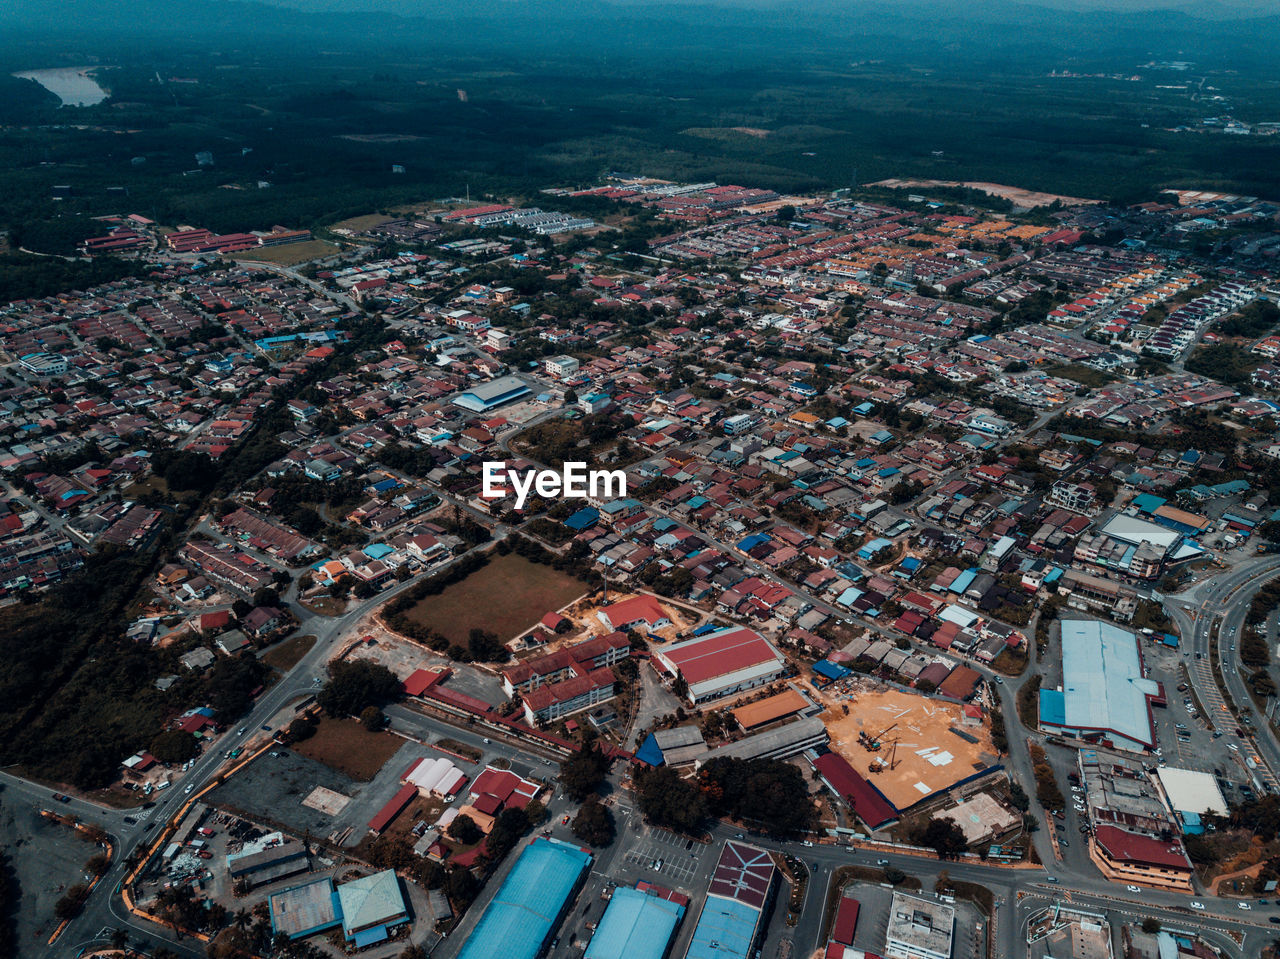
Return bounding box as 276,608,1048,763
622,827,704,885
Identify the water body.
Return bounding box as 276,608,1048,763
13,67,108,107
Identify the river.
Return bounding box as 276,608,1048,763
12,67,108,107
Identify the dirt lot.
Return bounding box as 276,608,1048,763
395,553,587,644
291,718,406,782
870,177,1098,209
818,684,997,811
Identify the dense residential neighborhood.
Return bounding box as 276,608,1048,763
6,177,1280,959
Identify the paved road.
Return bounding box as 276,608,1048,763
1165,555,1280,793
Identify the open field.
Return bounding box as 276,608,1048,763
819,686,997,811
261,633,316,672
231,239,340,266
396,552,586,645
290,717,404,782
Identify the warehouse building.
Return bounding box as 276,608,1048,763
269,878,342,940
654,626,786,705
699,715,828,765
684,841,777,959
452,375,532,412
585,885,686,959
336,869,409,947
458,837,592,959
1039,619,1159,752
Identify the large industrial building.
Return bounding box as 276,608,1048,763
654,626,786,705
1038,619,1160,752
457,837,592,959
267,869,408,947
585,885,686,959
684,841,777,959
452,375,532,412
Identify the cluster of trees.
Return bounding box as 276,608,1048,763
634,765,706,834
572,795,616,846
913,818,969,859
0,252,146,305
697,757,816,837
1028,742,1065,810
559,739,611,801
317,660,401,717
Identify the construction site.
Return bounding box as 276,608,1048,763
818,682,1001,812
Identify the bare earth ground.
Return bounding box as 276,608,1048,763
290,718,406,782
816,684,996,810
869,178,1098,208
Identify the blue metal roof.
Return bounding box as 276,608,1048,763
685,895,763,959
458,838,592,959
635,734,664,767
813,660,850,681
585,887,685,959
1038,689,1066,727
353,925,388,948
565,507,599,531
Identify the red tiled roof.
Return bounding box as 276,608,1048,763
1094,825,1192,871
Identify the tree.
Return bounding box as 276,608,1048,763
572,795,616,846
251,586,279,608
1141,918,1161,934
697,757,817,837
317,660,401,717
85,853,109,876
634,765,706,833
448,814,482,845
916,818,968,859
559,740,611,802
288,717,316,741
360,705,386,731
150,729,199,763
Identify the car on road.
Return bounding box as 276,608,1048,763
237,727,246,736
561,815,570,825
52,793,70,803
184,784,194,793
1271,917,1280,924
1045,876,1059,883
802,840,814,847
877,859,890,866
123,816,137,825
994,677,1003,685
1238,902,1252,910
1190,902,1205,910
1126,885,1141,892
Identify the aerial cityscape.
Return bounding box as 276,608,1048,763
4,2,1280,959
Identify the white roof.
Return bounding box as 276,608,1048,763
1099,514,1180,551
938,603,980,628
337,869,407,933
1157,766,1228,817
1059,619,1155,748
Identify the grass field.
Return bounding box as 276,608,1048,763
230,239,340,265
397,553,586,644
261,633,316,672
290,717,403,782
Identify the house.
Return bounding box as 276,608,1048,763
596,595,673,633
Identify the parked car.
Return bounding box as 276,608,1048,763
52,793,71,804
1238,902,1252,910
1126,885,1141,893
1190,902,1205,910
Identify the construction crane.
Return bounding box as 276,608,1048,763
868,737,902,773
858,722,898,751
